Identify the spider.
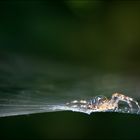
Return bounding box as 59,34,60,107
66,93,140,114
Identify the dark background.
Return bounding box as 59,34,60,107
0,0,140,139
0,112,140,139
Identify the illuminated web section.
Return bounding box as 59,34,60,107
52,94,140,115
0,92,139,117
0,54,140,117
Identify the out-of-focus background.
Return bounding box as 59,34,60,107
1,0,140,72
0,0,140,139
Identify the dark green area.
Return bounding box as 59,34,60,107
0,0,140,72
0,111,140,139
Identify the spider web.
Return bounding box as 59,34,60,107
0,54,140,117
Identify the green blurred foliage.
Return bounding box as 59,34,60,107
0,0,140,73
0,112,140,139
